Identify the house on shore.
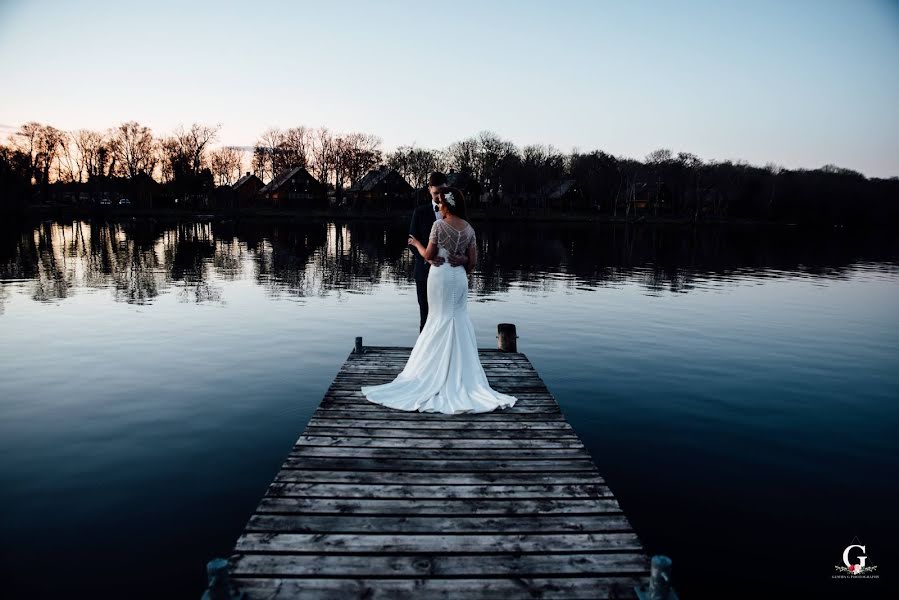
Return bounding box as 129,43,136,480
628,181,672,216
44,173,166,208
259,167,327,209
539,179,585,210
412,170,483,208
446,170,483,204
347,166,413,209
232,171,264,206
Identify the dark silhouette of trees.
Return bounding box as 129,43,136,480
333,132,382,191
209,147,244,186
1,119,896,224
386,146,445,189
252,126,313,181
11,122,66,200
158,124,219,207
162,124,219,178
251,127,381,194
0,144,31,209
108,121,157,179
75,130,114,182
569,150,622,212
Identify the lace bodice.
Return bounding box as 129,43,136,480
429,219,476,256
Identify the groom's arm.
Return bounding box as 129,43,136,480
447,253,468,267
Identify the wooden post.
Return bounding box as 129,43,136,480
635,555,678,600
354,336,363,354
497,323,518,352
201,557,245,600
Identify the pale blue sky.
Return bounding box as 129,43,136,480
1,0,897,176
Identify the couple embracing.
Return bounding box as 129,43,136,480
360,172,517,414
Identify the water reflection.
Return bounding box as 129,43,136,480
1,217,896,599
0,218,896,308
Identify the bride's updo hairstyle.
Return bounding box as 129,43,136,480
438,186,467,219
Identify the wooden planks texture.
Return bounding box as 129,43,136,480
226,346,649,599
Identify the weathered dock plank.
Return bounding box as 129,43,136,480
230,552,650,576
255,497,623,514
234,532,645,554
215,345,652,599
226,576,646,600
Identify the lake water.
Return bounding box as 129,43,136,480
0,217,896,597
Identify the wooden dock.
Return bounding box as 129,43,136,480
208,338,662,599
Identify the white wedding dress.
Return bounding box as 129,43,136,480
361,219,518,414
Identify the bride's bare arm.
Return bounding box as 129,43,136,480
422,240,438,260
408,235,438,261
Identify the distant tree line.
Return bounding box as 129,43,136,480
1,121,896,224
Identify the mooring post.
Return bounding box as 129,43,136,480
635,555,678,600
496,323,518,352
201,557,244,600
354,336,364,354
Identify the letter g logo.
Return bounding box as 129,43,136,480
843,544,867,568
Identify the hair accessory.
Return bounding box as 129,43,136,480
443,192,456,207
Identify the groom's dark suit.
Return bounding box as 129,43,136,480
410,200,439,331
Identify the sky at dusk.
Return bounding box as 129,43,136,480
0,0,897,177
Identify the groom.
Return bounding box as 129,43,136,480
409,171,467,331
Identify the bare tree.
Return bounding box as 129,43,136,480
209,146,243,186
251,146,269,182
158,137,178,183
251,127,380,189
253,127,284,182
37,126,66,187
158,123,219,185
71,130,97,183
13,122,65,186
108,121,157,178
12,121,41,183
387,145,443,189
57,133,81,183
9,121,44,173
310,127,335,188
645,148,673,164
445,137,479,176
444,131,516,196
279,126,312,172
334,132,382,190
57,129,109,184
474,131,516,196
172,124,218,174
520,144,564,193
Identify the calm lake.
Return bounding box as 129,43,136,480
0,217,896,597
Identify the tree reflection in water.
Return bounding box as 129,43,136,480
0,218,896,311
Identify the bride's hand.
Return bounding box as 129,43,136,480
407,235,418,247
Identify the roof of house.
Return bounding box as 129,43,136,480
540,179,578,199
259,166,321,193
233,172,262,190
349,167,412,193
446,171,481,189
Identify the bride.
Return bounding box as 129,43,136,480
360,187,517,414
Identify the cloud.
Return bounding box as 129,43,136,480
0,123,17,141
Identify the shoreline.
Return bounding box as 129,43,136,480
0,205,871,228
